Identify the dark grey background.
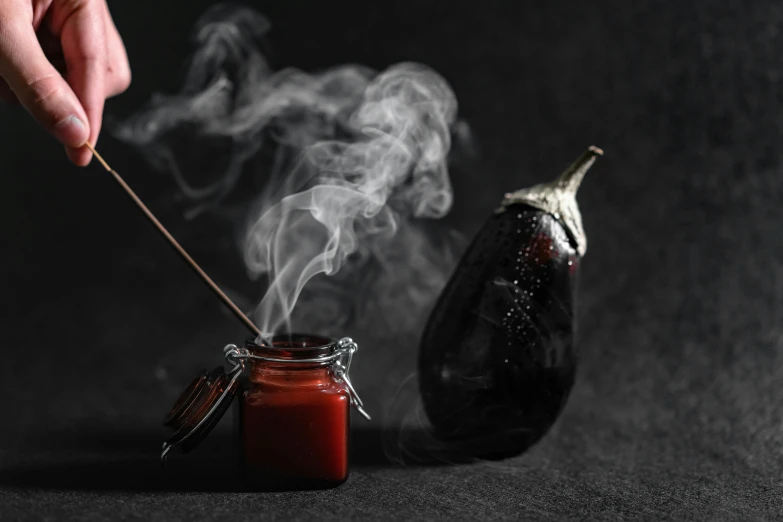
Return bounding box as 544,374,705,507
1,0,781,519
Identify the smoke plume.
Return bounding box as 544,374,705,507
114,3,465,339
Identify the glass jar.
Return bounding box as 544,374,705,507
240,334,351,489
161,333,369,491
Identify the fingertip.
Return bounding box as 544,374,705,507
65,145,93,167
65,146,80,165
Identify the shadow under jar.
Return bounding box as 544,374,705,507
162,333,369,491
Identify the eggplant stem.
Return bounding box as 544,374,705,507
497,145,604,257
555,145,604,195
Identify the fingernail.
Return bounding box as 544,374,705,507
54,115,88,147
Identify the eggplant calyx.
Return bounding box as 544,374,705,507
497,145,603,257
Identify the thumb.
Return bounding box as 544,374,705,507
0,17,89,148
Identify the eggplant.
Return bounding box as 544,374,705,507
418,146,602,459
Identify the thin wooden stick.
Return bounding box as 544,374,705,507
84,142,262,337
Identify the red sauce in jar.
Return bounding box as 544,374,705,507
238,334,351,490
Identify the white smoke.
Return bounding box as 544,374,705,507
114,3,465,337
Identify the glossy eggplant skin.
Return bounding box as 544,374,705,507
418,204,579,459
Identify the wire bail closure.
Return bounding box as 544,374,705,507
223,337,371,421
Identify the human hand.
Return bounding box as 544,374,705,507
0,0,130,166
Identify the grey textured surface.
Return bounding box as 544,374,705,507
1,0,782,519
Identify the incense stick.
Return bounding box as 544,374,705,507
84,142,262,337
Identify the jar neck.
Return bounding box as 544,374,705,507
248,361,335,387
244,333,340,387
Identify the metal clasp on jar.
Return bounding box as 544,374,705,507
222,337,371,421
331,338,371,421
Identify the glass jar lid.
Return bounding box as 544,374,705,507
161,366,240,462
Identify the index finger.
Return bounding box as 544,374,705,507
50,0,107,166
